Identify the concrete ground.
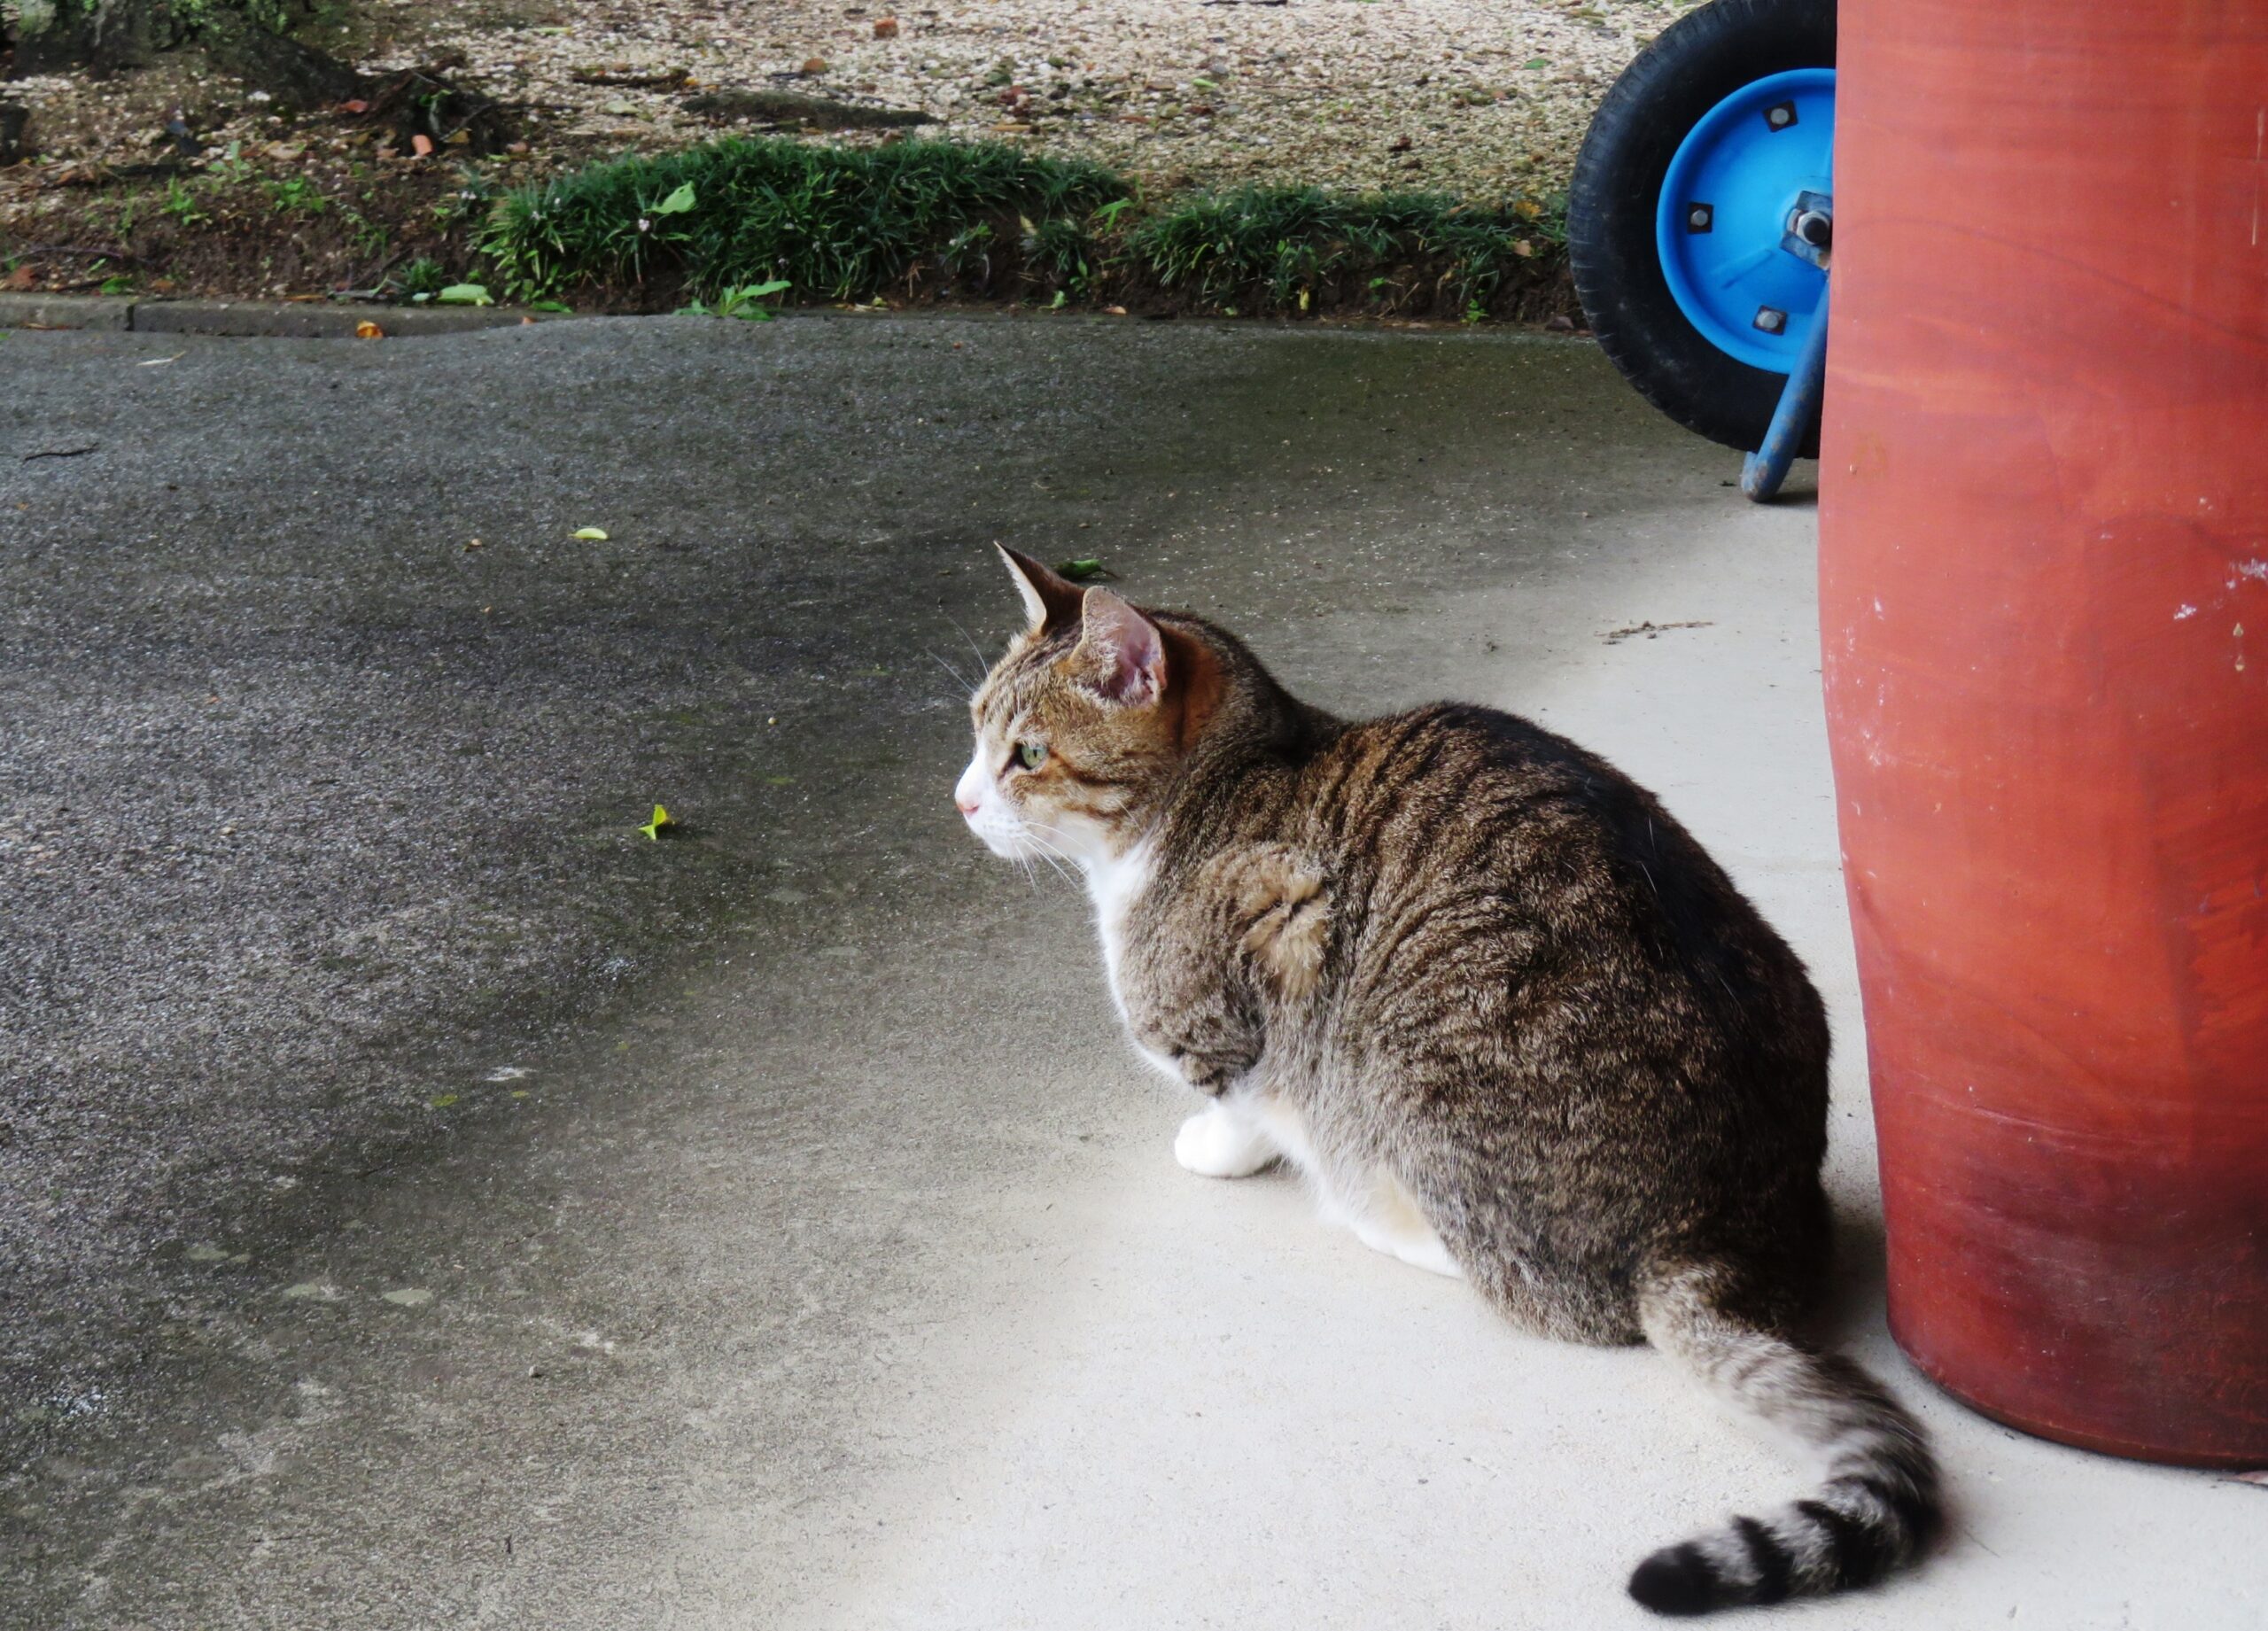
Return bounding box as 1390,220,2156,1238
1,317,2258,1629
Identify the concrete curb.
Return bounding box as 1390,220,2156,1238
0,292,568,338
0,294,135,331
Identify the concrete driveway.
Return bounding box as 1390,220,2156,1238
1,316,2258,1628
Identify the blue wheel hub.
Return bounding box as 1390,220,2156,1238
1656,66,1836,373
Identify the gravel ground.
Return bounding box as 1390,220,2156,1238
4,0,1668,198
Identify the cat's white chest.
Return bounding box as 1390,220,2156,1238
1084,837,1154,1015
1084,839,1176,1077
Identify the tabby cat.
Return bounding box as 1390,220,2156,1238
952,549,1939,1615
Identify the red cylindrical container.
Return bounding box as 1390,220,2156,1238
1822,0,2268,1464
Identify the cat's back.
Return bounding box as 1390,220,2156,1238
1299,699,1708,908
1292,699,1816,1030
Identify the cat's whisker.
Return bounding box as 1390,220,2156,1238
925,648,976,695
943,610,992,676
1006,819,1079,884
1020,823,1088,883
1021,835,1078,886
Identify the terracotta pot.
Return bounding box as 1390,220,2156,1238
1822,0,2268,1464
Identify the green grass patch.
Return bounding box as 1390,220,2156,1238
478,136,1130,304
475,135,1568,322
1130,185,1565,318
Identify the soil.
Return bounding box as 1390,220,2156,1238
0,0,1659,307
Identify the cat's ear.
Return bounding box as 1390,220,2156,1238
996,545,1085,633
1076,589,1167,708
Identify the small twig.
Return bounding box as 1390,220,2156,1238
59,161,193,183
570,68,691,89
1600,618,1715,646
343,247,408,297
1953,1521,2002,1559
20,244,143,263
21,444,99,462
437,95,505,145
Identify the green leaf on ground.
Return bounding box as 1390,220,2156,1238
640,804,675,841
1055,557,1114,581
572,526,610,540
651,183,698,216
436,283,494,306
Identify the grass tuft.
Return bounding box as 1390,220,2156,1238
1129,185,1565,317
478,136,1131,303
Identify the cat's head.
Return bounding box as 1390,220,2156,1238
955,548,1225,867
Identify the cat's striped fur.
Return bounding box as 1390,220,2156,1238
954,550,1940,1614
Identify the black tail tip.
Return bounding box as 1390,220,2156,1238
1627,1543,1722,1617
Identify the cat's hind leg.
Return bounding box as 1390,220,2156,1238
1345,1170,1464,1279
1173,1097,1280,1178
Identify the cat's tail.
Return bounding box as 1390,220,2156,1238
1627,1258,1940,1616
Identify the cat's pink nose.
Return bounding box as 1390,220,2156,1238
956,793,980,817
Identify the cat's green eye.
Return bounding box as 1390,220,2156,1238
1015,742,1048,771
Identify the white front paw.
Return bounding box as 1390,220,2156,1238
1173,1103,1278,1179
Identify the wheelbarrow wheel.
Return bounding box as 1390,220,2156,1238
1567,0,1837,455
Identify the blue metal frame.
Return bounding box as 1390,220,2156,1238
1742,283,1829,501
1655,66,1836,374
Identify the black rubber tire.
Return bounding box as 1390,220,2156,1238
1566,0,1837,455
